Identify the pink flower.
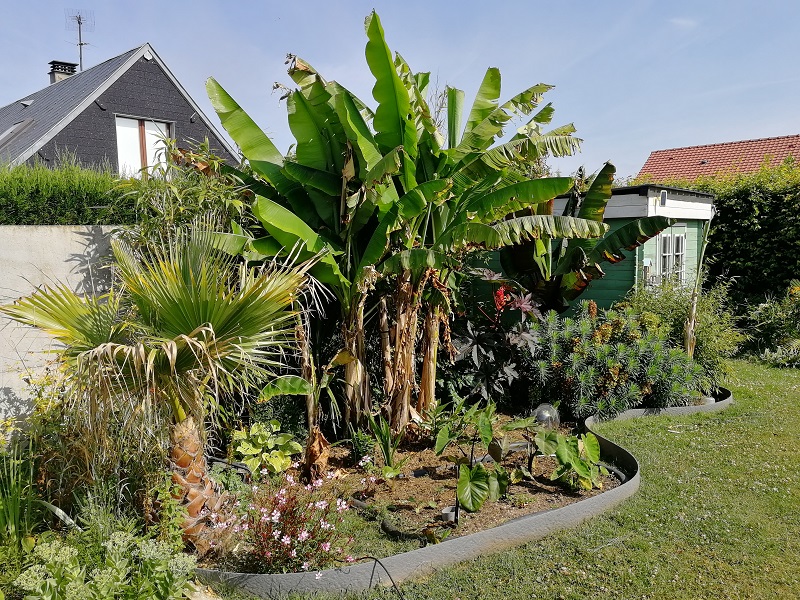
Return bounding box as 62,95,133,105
346,555,355,563
314,500,328,510
282,535,292,546
321,542,331,552
315,572,323,580
290,549,297,558
313,478,323,488
302,562,310,571
298,530,310,542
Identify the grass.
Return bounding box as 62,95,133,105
214,359,800,599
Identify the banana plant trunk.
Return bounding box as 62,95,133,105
388,269,430,432
343,296,371,427
169,416,220,556
416,304,441,414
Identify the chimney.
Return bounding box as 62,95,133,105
48,60,78,84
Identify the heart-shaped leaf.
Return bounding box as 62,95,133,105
457,463,490,512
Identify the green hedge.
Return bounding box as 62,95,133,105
0,160,133,225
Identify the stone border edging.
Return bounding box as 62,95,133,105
197,388,733,598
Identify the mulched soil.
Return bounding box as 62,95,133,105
328,427,620,541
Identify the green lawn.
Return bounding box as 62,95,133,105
218,360,800,600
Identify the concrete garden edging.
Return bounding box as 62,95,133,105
197,388,732,598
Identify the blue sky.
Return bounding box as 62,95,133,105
2,0,798,179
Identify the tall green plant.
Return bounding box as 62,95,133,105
207,11,610,433
0,440,37,553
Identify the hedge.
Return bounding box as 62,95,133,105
0,159,133,225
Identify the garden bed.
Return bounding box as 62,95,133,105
197,431,639,598
199,389,733,598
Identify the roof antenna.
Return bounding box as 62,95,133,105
65,9,95,71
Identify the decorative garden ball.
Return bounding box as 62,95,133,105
533,403,560,430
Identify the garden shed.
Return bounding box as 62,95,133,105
554,184,715,308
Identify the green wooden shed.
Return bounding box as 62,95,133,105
554,184,715,309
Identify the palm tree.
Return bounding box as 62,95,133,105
1,226,312,553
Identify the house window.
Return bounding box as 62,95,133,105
657,229,687,284
115,116,170,176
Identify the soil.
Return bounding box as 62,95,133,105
327,428,621,541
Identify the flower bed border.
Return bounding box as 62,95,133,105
197,388,732,598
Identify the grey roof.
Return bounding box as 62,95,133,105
0,43,236,165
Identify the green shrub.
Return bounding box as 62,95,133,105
619,278,746,389
0,154,126,225
742,280,800,354
13,535,195,599
522,302,703,419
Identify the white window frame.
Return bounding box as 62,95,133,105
115,116,171,176
655,226,688,284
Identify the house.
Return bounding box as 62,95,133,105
555,184,715,309
637,134,800,181
0,43,237,173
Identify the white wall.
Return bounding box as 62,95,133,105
0,226,113,420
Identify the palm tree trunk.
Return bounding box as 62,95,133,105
169,416,220,555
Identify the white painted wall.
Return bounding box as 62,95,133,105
0,226,113,420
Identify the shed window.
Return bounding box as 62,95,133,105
657,229,687,284
115,116,170,176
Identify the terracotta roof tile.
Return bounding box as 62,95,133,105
637,134,800,181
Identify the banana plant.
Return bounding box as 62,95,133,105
500,162,676,313
206,11,610,433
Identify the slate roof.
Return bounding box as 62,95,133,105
0,44,235,165
638,134,800,181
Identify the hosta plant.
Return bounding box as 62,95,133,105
233,420,303,477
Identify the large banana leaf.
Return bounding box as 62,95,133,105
287,90,341,174
252,196,349,291
334,90,383,176
206,77,283,167
364,11,418,191
493,216,608,246
576,162,616,222
560,216,676,300
451,83,553,163
553,162,617,277
447,87,465,149
463,68,501,139
466,177,573,221
283,161,341,197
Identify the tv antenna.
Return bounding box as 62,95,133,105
65,9,95,71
